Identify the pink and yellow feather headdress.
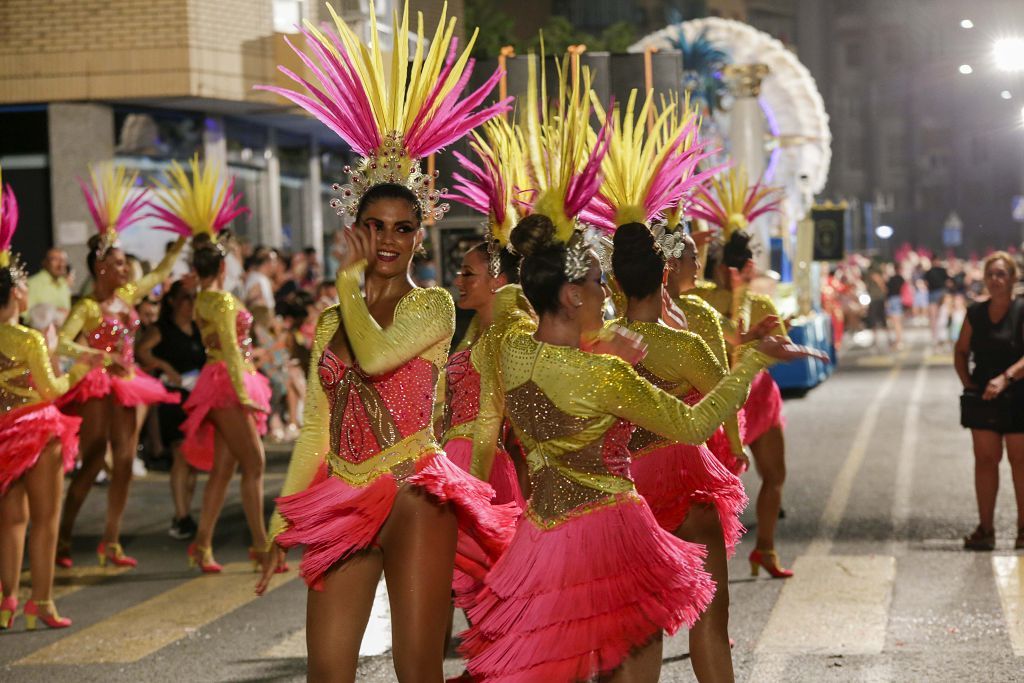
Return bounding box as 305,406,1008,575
256,0,512,224
445,116,529,275
0,165,23,278
687,165,783,241
78,163,151,257
585,90,718,234
519,52,612,279
150,154,247,244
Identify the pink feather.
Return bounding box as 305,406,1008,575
565,114,612,221
0,184,18,253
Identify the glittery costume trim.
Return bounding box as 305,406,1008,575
326,428,439,487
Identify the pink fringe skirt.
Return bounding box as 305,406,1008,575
181,362,271,472
60,366,180,410
275,450,519,592
685,390,748,476
631,442,747,555
0,404,80,495
444,436,525,508
461,493,715,683
742,370,785,445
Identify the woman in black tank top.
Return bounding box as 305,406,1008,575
137,280,206,540
954,252,1024,551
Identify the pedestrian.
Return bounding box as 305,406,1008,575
25,247,71,329
256,10,516,679
926,258,951,345
0,180,79,630
57,165,184,570
135,279,206,540
955,251,1024,551
885,264,905,349
243,248,277,313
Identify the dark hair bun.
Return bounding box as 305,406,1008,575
722,229,754,269
510,214,556,258
612,222,664,300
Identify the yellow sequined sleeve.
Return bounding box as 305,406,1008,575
596,348,769,445
120,238,186,306
24,327,69,400
733,293,789,366
203,292,256,409
334,261,456,376
267,307,337,546
469,286,535,480
675,297,743,454
58,299,107,383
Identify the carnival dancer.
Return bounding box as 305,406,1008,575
688,168,796,578
460,56,818,683
57,164,184,569
0,175,79,631
255,3,517,680
150,156,273,573
444,115,535,508
585,90,751,682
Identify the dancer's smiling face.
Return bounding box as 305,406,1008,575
454,247,496,312
356,196,424,279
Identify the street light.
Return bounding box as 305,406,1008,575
1020,104,1024,127
994,37,1024,72
961,19,975,29
1003,90,1014,99
959,64,974,75
875,225,894,240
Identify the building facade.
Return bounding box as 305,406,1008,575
0,0,462,271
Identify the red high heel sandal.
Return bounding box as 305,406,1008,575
188,543,223,573
56,540,73,569
24,599,71,630
97,541,137,568
749,549,794,579
0,595,17,630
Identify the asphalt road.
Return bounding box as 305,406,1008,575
2,329,1022,682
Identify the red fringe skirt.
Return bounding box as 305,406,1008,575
0,403,80,495
630,442,747,555
180,362,271,471
461,493,715,683
741,370,785,445
60,367,179,410
275,450,519,593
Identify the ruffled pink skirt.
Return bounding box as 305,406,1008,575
60,366,180,409
742,370,785,445
275,451,520,592
461,493,715,683
684,390,748,476
181,362,271,471
444,436,525,508
0,404,80,495
631,442,747,555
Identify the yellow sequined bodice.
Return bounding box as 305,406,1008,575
0,323,69,414
498,327,768,525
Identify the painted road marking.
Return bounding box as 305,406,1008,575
263,578,393,659
993,556,1024,656
889,360,927,555
16,561,296,665
754,555,896,655
750,361,904,681
16,565,130,603
807,364,901,556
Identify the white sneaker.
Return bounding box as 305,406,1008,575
132,458,148,478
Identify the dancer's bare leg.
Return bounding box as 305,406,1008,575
678,503,733,683
382,485,458,683
306,549,383,682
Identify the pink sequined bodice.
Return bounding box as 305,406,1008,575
318,347,437,464
443,348,481,434
236,309,254,362
88,306,140,364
